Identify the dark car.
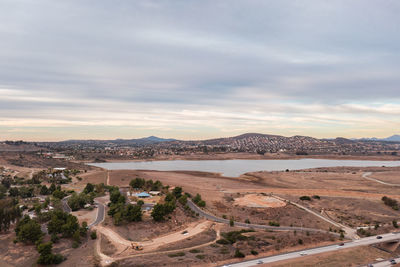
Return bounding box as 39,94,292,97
377,236,383,239
390,259,396,265
339,243,344,246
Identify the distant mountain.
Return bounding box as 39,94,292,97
136,136,176,143
383,135,400,142
354,135,400,142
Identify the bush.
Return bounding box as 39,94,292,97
168,252,185,257
299,196,311,201
195,254,205,259
90,231,97,239
251,250,258,255
298,239,303,245
382,196,399,210
269,221,280,227
229,217,234,227
245,219,250,224
234,249,245,258
393,220,399,228
189,249,202,253
72,241,79,248
312,195,320,199
216,239,230,245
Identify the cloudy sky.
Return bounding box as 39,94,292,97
1,0,399,141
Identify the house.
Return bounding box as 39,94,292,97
135,192,151,198
149,191,161,196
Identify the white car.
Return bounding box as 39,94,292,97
300,252,307,256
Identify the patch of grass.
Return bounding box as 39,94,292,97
168,252,185,257
195,254,206,259
189,249,202,254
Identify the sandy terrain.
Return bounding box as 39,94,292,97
234,194,286,208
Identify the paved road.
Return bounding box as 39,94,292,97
89,202,105,228
366,257,400,267
363,172,400,187
61,196,72,213
187,200,338,235
223,233,400,267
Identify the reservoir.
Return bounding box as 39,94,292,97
88,159,400,177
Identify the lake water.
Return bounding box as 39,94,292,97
88,159,400,177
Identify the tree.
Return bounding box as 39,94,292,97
172,187,182,198
124,204,142,222
90,230,97,240
40,185,49,195
178,195,187,206
229,217,235,227
193,194,202,204
15,216,43,244
37,241,64,265
52,190,66,199
49,183,56,194
83,183,94,194
0,199,21,231
9,187,19,197
151,204,166,222
80,221,88,236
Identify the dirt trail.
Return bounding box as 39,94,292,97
95,220,217,266
96,220,212,252
228,188,400,201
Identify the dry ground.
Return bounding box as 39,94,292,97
266,245,391,267
116,226,337,267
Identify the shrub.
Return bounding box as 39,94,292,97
234,249,245,258
216,239,230,245
393,220,399,228
312,195,320,199
168,252,185,257
90,231,97,240
245,218,250,224
299,196,311,201
72,241,79,248
229,217,234,227
298,239,303,245
189,249,202,253
250,250,258,255
195,254,206,259
269,221,280,227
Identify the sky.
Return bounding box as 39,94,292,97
0,0,399,141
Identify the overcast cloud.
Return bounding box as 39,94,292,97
0,0,399,141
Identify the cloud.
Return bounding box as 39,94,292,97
0,0,399,140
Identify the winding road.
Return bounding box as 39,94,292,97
223,232,400,267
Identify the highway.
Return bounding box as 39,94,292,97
187,200,338,235
222,233,400,267
367,257,400,267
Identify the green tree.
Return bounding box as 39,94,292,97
37,241,64,265
15,216,43,244
151,204,166,221
83,183,94,194
172,187,183,198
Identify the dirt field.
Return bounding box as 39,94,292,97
282,195,400,228
234,194,286,208
116,225,337,267
369,171,400,184
267,245,391,267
